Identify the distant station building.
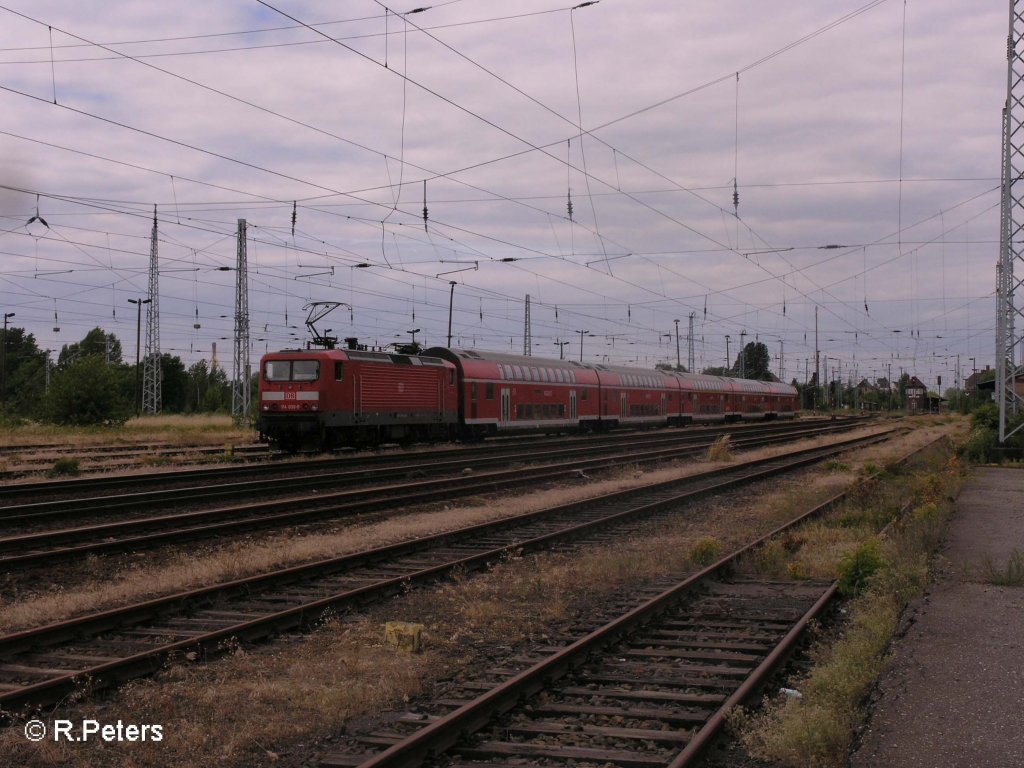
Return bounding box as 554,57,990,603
905,376,928,413
977,368,1024,400
964,365,991,398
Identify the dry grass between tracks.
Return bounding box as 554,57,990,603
0,422,904,633
0,420,965,768
0,413,255,449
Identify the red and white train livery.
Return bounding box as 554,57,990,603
257,344,798,451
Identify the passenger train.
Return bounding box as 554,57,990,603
257,341,799,452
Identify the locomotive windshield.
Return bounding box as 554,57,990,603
264,359,320,382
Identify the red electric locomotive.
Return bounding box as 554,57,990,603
259,346,458,451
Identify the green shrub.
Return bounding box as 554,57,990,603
42,356,132,427
48,458,81,477
971,402,998,430
960,427,997,463
690,536,723,566
837,538,885,595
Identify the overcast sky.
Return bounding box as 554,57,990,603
0,0,1008,390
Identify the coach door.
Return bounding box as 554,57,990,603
500,387,511,424
620,392,628,418
569,390,577,421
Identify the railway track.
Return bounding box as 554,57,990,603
0,418,858,505
0,439,264,458
0,429,891,717
0,418,850,514
327,579,835,768
0,421,873,569
0,442,271,480
318,436,941,768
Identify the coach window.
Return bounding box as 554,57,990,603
292,360,320,381
449,370,455,386
485,382,495,399
581,387,588,400
334,362,344,381
264,360,290,381
471,382,478,400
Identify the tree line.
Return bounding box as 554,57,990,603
0,326,244,425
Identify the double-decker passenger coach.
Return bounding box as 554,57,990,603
425,348,600,437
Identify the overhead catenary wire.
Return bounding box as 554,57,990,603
0,0,996,381
0,0,958,346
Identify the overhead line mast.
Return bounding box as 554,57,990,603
232,219,251,423
999,0,1024,443
142,206,161,416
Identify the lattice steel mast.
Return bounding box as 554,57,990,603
523,294,532,356
999,0,1024,442
142,207,161,415
687,312,695,373
231,219,251,422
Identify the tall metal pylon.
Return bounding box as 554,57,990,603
999,0,1024,443
142,207,161,415
523,294,532,356
231,219,251,423
687,312,695,373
